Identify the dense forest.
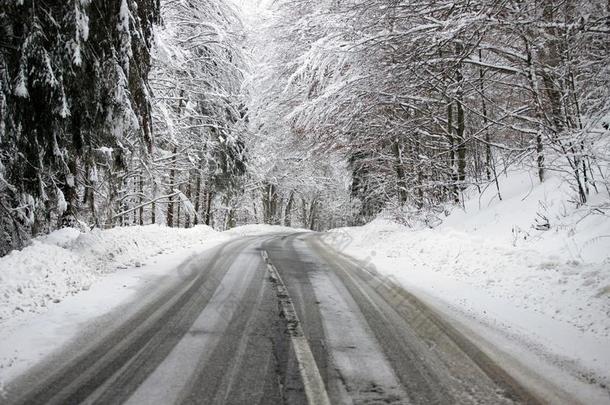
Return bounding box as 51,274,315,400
1,0,609,255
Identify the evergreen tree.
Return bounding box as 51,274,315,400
0,0,159,255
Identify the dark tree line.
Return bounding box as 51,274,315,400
0,0,248,256
0,0,160,254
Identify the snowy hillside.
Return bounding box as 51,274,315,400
327,170,610,398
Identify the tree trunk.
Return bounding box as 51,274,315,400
166,145,177,227
392,138,408,204
284,191,294,227
301,197,308,227
176,184,182,228
262,183,278,224
478,50,493,182
185,175,192,228
151,180,157,224
60,161,79,228
121,175,129,226
308,198,318,230
204,190,213,226
455,66,467,196
139,173,144,226
167,92,185,227
193,172,202,225
446,102,459,202
524,38,545,183
412,140,424,208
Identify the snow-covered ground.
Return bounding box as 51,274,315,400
327,170,610,401
0,225,237,388
1,171,608,400
0,224,230,323
0,222,310,390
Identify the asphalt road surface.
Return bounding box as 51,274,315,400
5,232,545,405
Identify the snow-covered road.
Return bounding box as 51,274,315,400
1,232,600,404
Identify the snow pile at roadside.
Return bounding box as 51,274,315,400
328,171,610,386
443,173,610,263
0,225,223,322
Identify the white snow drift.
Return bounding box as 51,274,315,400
0,225,222,322
327,170,610,399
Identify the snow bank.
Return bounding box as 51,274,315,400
0,222,309,325
327,170,610,395
443,172,610,263
0,225,221,322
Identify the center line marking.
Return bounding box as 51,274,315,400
261,250,331,405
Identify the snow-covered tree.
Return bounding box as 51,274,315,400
146,0,248,230
250,0,610,225
0,0,160,254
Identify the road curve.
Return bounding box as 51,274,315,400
5,232,545,405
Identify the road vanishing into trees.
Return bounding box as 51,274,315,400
6,233,546,405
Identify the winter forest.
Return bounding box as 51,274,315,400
1,0,609,256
